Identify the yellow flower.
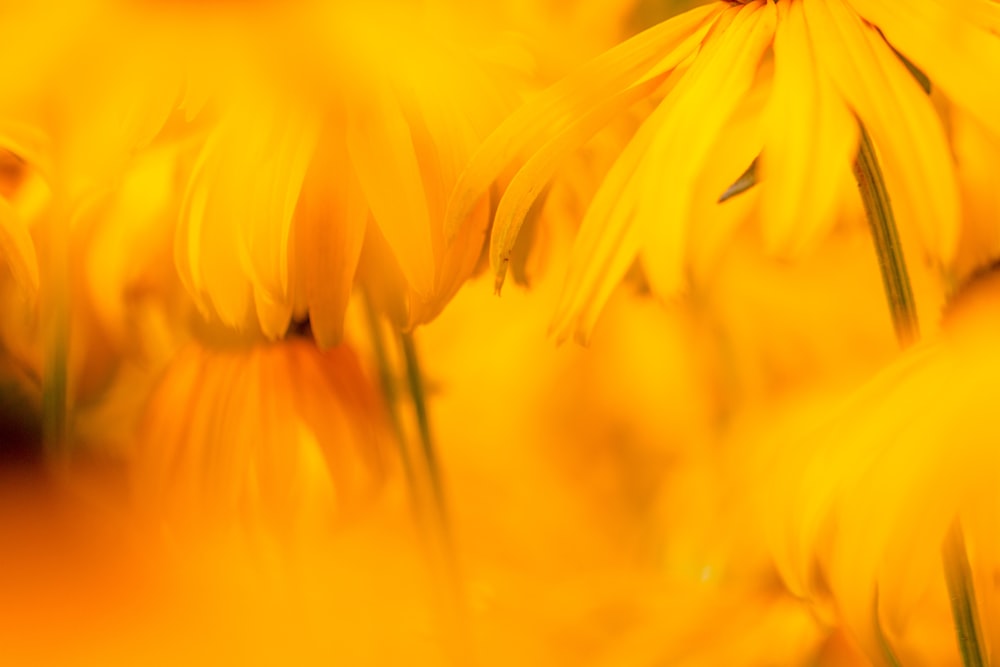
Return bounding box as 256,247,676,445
134,336,388,534
448,0,1000,343
174,2,525,347
751,266,1000,664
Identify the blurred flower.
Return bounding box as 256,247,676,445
448,0,1000,342
749,266,1000,664
173,2,527,346
0,1,187,200
134,335,388,536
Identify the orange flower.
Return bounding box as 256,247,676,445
134,337,388,534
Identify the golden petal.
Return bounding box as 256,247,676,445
444,2,727,242
686,61,771,282
489,74,667,294
804,0,960,263
292,131,368,349
346,88,434,299
759,0,858,257
846,0,1000,136
637,1,776,299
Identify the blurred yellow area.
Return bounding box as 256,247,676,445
1,0,1000,666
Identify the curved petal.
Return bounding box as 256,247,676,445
489,74,667,293
551,2,776,343
846,0,1000,137
637,1,776,298
686,64,770,282
759,0,858,257
804,0,960,263
347,88,434,299
292,130,367,349
444,2,727,241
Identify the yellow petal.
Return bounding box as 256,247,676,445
444,2,727,241
686,64,770,282
759,1,858,257
551,4,774,342
347,88,434,299
547,71,683,344
638,1,776,298
292,130,368,349
176,131,252,329
804,0,960,263
847,0,1000,137
0,196,39,298
244,115,319,305
489,74,667,293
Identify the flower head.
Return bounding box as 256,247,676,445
135,337,388,534
173,2,526,346
449,0,1000,343
752,266,1000,664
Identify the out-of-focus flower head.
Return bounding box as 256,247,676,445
134,335,389,538
172,0,528,347
447,0,1000,343
749,265,1000,665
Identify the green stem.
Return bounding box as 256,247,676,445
944,520,989,667
853,124,988,667
361,291,420,511
42,206,71,459
852,124,919,348
400,332,447,520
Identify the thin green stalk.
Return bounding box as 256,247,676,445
398,331,472,667
944,521,989,667
42,207,71,459
852,124,919,348
361,291,420,510
853,123,989,667
362,303,470,664
400,332,447,521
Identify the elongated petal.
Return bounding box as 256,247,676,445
347,88,434,299
805,0,960,263
292,130,367,349
846,0,1000,137
490,74,667,293
444,2,726,241
0,196,39,298
547,71,685,344
176,132,252,328
638,1,776,298
760,1,858,257
686,65,770,282
550,5,769,344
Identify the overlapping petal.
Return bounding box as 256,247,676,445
760,1,858,257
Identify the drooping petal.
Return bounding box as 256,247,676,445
805,0,960,263
637,1,776,299
549,4,774,344
685,63,770,282
347,88,434,299
846,0,1000,137
444,2,727,241
759,0,858,257
490,74,668,293
291,129,367,349
176,131,251,328
547,71,684,344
